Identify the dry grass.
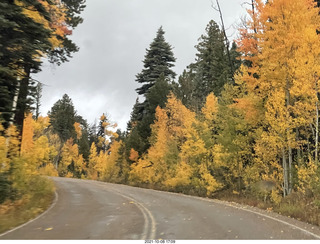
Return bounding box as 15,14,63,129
0,178,55,234
215,189,320,227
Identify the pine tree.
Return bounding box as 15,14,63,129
191,20,230,103
48,94,77,143
0,0,86,132
136,26,176,96
0,1,52,129
173,69,196,110
127,39,175,156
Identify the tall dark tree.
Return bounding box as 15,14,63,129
136,26,176,96
173,69,197,110
48,94,77,143
34,83,43,120
126,74,173,157
0,0,86,134
125,27,176,156
191,20,230,101
0,0,52,129
126,98,142,134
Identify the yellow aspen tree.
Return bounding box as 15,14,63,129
95,151,107,179
33,116,58,174
130,105,172,186
198,163,222,196
74,122,82,140
20,114,41,176
47,132,60,169
33,116,50,138
166,94,221,194
260,0,320,196
21,113,34,155
20,115,57,176
88,142,98,180
202,93,218,123
97,113,118,153
103,141,121,182
238,0,320,197
144,106,171,185
73,154,85,178
164,161,193,190
59,138,78,177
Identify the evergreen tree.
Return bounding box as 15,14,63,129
126,27,176,156
48,0,86,65
173,69,196,110
135,26,176,96
127,74,173,157
190,20,237,107
48,94,77,143
126,98,142,134
0,0,86,132
0,1,52,129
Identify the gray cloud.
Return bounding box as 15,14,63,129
33,0,247,130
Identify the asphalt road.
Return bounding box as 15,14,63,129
1,177,320,240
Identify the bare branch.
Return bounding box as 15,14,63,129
213,0,234,75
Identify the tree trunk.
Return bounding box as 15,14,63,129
14,65,31,134
215,0,234,75
316,101,319,164
6,77,21,157
285,77,292,194
251,0,257,34
10,78,21,126
288,145,292,194
296,129,302,167
282,148,288,197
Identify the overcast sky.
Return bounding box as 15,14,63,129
34,0,248,130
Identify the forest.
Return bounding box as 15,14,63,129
2,0,320,228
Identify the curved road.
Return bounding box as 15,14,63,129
1,177,320,240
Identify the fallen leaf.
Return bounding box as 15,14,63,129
45,227,53,231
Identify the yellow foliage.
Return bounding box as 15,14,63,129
164,161,192,188
74,122,82,140
129,148,139,162
33,116,50,138
202,93,218,122
103,141,121,182
100,113,107,121
65,172,73,178
296,159,318,194
39,163,58,177
59,139,79,177
16,0,71,49
271,189,282,205
88,142,98,180
95,152,106,177
139,106,171,184
73,154,85,177
198,163,222,196
129,158,154,184
33,136,51,166
5,125,20,159
211,144,227,168
21,113,34,155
